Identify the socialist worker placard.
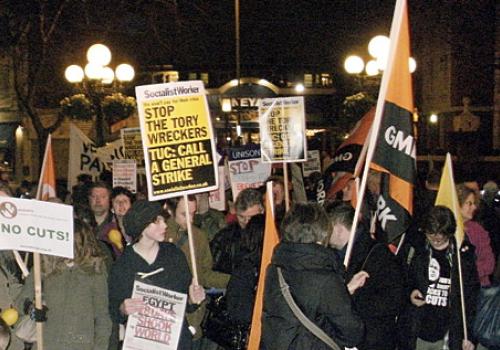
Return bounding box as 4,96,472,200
259,96,307,163
135,81,218,200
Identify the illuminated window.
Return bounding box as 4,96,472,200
321,73,332,87
188,72,197,80
304,74,313,88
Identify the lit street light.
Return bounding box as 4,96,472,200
64,44,135,146
344,35,416,77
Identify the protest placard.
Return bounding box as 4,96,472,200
122,280,187,350
228,144,271,200
113,159,137,193
135,81,218,200
302,150,321,177
208,166,226,211
259,96,307,163
0,197,74,258
121,127,145,168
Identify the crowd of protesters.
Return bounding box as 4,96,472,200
0,166,499,350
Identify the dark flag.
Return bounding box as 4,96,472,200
324,107,375,201
368,0,416,243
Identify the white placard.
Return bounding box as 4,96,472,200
228,145,271,200
0,197,74,258
259,96,307,163
122,280,187,350
113,159,137,193
302,150,321,177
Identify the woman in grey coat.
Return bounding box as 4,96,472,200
16,219,112,350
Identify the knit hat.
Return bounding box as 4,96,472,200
123,200,163,239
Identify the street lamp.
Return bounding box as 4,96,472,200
64,44,135,146
344,35,417,77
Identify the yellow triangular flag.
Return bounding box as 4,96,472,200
435,153,464,244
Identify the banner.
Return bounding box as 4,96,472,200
0,197,74,258
302,150,321,177
367,0,416,243
121,127,145,168
135,81,218,200
259,97,306,163
96,138,125,169
36,134,57,201
122,280,187,350
113,159,137,193
228,144,272,201
67,124,124,190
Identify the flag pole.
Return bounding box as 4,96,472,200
283,163,290,212
184,194,199,286
441,154,468,339
34,134,54,350
456,243,468,339
344,0,407,268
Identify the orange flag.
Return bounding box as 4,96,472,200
36,134,57,201
247,182,280,349
367,0,416,242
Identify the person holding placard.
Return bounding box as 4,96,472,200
16,219,112,350
108,200,205,350
164,196,230,342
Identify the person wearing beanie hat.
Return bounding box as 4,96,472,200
108,200,206,350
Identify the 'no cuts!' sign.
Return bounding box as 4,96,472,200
0,197,74,258
135,81,218,200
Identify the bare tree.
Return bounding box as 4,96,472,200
2,0,70,169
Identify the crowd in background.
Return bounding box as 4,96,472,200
0,165,499,350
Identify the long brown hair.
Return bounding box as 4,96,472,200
42,219,105,276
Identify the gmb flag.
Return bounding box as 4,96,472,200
368,0,416,243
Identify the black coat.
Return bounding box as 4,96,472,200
262,242,365,349
225,250,260,324
344,232,406,350
397,238,480,350
210,222,245,274
108,242,194,350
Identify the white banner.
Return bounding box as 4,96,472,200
0,197,74,258
113,159,137,193
67,124,124,190
123,280,187,350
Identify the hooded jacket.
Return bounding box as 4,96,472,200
262,242,364,349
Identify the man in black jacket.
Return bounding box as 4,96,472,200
326,201,406,350
210,188,263,274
